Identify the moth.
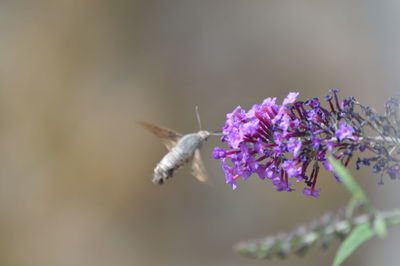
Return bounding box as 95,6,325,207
140,108,215,184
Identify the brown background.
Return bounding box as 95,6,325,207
0,1,399,265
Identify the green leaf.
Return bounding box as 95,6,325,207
332,223,376,266
373,213,387,238
328,156,369,208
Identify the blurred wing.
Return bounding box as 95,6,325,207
191,149,209,183
139,121,182,151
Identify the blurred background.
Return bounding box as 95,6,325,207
0,1,399,265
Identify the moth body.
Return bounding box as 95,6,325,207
140,121,211,184
153,131,210,184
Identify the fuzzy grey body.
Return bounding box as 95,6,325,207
152,131,210,184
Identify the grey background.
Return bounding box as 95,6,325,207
0,1,399,265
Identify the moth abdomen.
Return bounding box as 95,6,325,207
152,166,174,184
152,148,188,184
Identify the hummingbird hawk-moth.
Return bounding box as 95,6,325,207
140,121,211,184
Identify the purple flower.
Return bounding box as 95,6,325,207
212,147,226,159
387,165,400,179
274,179,293,192
282,160,301,177
283,92,300,106
222,159,239,190
326,141,335,151
223,106,247,148
335,121,355,141
312,137,322,148
287,137,302,157
213,91,400,196
273,92,299,123
302,187,321,197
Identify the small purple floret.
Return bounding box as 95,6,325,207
302,187,321,197
212,147,226,159
335,121,354,141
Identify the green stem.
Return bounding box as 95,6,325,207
234,209,400,260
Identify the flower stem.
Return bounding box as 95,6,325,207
234,209,400,260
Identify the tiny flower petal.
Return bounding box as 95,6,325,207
287,137,302,157
282,92,300,106
335,121,354,141
302,187,321,197
282,160,301,177
212,147,226,159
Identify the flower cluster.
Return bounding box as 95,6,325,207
213,90,400,197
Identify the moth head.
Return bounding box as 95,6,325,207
198,130,210,140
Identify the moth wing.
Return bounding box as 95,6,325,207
191,149,209,183
139,121,182,151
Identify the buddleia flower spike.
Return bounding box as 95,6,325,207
213,90,400,196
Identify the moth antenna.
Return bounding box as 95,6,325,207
195,105,203,131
